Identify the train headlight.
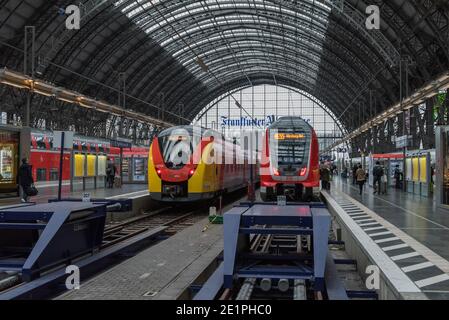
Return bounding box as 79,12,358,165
188,168,195,177
156,168,162,177
273,168,280,176
300,168,307,176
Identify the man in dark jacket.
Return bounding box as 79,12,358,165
372,161,384,195
320,163,331,191
17,158,34,202
106,161,116,188
394,165,403,189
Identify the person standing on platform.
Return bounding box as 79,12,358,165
394,165,403,189
106,161,115,188
381,169,388,195
17,158,34,202
356,165,366,195
112,163,118,188
320,163,331,191
372,161,384,195
352,164,358,185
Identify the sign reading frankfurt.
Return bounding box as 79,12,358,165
221,115,311,128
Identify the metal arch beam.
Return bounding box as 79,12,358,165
69,29,145,91
36,0,112,73
186,75,353,131
156,32,380,112
183,43,361,91
192,83,348,135
134,1,388,79
132,0,331,39
182,73,351,128
178,71,352,128
179,36,364,86
125,0,399,67
161,37,388,117
325,0,400,66
43,8,127,83
159,47,357,111
412,0,449,65
192,56,354,105
369,0,431,81
170,65,351,121
143,21,388,105
29,0,394,124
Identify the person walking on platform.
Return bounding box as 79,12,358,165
356,165,366,195
372,161,384,195
352,164,358,185
17,158,35,202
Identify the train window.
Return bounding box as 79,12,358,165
36,168,47,182
49,168,59,181
270,129,310,166
48,137,54,149
158,128,202,169
35,136,47,149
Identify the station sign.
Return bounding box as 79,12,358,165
53,131,75,149
220,115,312,128
110,138,132,149
396,135,411,149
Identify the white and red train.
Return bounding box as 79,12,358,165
260,116,320,201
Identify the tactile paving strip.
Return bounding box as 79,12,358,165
326,190,449,299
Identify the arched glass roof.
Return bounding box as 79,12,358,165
0,0,447,133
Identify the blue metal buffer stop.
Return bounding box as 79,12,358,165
223,203,331,292
0,202,107,282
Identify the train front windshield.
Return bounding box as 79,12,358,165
158,127,201,169
269,119,312,173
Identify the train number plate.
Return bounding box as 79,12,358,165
277,196,287,206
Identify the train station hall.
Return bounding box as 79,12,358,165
1,0,449,308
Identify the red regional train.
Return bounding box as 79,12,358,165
29,130,143,182
260,116,320,201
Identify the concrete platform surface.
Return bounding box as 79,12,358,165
0,183,148,207
329,180,449,299
56,217,223,300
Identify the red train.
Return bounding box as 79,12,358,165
260,116,320,201
29,130,145,183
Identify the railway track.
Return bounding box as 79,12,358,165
101,207,203,248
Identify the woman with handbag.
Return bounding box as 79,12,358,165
356,165,366,196
17,158,36,202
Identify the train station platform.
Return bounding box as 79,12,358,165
327,179,449,299
0,183,148,207
56,216,222,300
